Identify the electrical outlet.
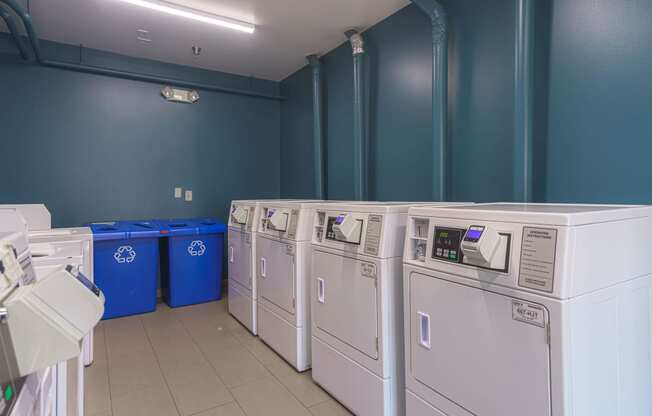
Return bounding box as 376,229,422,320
174,187,182,198
185,190,193,202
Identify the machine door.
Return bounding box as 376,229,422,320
312,250,379,359
228,230,252,290
258,237,295,314
409,272,552,416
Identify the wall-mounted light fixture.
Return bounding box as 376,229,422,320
161,86,200,103
115,0,255,34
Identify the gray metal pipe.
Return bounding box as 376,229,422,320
0,0,285,101
307,54,325,199
345,30,368,201
513,0,535,202
411,0,448,201
0,4,30,60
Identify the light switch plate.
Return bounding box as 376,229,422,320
185,190,193,202
174,188,182,198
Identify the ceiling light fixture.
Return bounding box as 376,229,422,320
115,0,255,34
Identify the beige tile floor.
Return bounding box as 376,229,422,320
85,299,353,416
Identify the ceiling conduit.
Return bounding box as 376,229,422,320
345,29,368,201
514,0,535,202
0,4,30,60
307,54,326,199
0,0,285,101
411,0,448,201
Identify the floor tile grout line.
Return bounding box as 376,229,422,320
226,317,326,412
101,321,115,416
169,305,248,415
174,307,273,415
141,311,188,416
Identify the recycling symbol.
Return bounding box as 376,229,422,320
188,240,206,257
114,246,136,264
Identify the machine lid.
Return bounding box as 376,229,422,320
409,203,652,226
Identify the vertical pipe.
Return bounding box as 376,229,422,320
307,55,325,199
345,30,368,201
0,5,30,60
411,0,448,201
514,0,535,202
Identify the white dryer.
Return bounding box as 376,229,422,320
310,202,467,416
228,200,318,335
255,200,324,371
403,203,652,416
227,200,267,335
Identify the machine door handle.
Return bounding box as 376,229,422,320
317,278,325,304
229,246,234,263
260,258,267,278
418,312,431,350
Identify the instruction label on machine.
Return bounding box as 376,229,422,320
287,210,300,239
364,215,383,255
518,227,557,292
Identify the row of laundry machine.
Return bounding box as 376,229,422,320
227,199,652,416
0,204,101,416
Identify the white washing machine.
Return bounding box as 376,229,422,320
228,200,318,335
403,203,652,416
255,200,325,371
0,205,94,416
30,228,93,416
227,200,267,335
309,202,467,416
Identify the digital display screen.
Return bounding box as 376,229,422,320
335,215,345,225
466,229,483,240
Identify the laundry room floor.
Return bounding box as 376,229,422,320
85,299,352,416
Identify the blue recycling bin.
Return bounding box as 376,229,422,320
159,218,226,308
90,221,161,319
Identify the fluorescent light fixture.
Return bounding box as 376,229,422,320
116,0,255,34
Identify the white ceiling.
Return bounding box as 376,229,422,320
4,0,409,81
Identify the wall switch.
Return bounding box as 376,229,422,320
174,187,182,198
185,190,193,202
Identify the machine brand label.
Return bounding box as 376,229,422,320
512,300,546,328
114,246,136,264
364,215,383,255
188,240,206,257
518,227,557,293
360,262,376,278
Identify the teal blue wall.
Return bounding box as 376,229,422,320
280,2,517,202
0,36,281,227
544,0,652,204
281,0,652,205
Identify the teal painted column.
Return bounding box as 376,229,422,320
307,54,325,199
411,0,448,201
346,30,368,201
514,0,535,202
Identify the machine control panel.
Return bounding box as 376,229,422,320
267,208,289,232
426,224,510,273
331,214,363,244
461,225,501,265
315,211,384,256
432,228,464,263
231,206,249,225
